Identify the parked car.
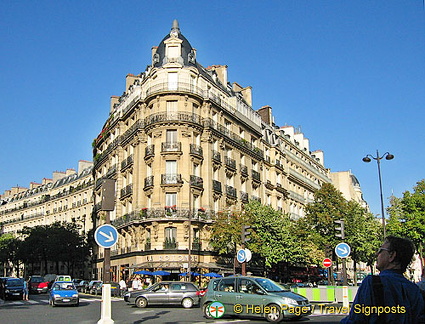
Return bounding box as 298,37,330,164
48,281,79,307
1,278,24,300
75,280,89,292
91,282,120,297
29,275,49,294
84,280,102,294
124,281,200,308
201,276,312,322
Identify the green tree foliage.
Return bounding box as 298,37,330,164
387,179,425,269
0,233,23,274
210,211,245,255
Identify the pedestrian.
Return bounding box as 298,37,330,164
119,278,127,297
417,268,425,292
22,279,29,301
132,276,142,290
340,236,424,323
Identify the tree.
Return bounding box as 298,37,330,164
387,179,425,270
0,233,23,276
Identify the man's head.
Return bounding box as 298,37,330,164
376,236,415,272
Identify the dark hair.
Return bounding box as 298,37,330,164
385,236,416,272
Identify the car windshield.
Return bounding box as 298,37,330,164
7,279,23,287
53,283,76,290
254,278,289,292
31,277,45,283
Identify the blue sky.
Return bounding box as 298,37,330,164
1,1,424,218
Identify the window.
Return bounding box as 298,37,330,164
167,101,178,113
165,227,177,240
166,160,177,175
168,46,179,58
218,278,236,293
165,192,177,207
168,72,178,90
166,130,177,143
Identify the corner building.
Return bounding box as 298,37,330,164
92,21,330,280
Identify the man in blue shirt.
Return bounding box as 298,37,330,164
341,236,424,323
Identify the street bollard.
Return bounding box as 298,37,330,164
97,284,114,324
342,286,349,308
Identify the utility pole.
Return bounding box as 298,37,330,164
335,220,348,286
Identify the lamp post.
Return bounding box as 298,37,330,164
362,150,394,238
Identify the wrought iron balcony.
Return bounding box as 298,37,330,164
121,155,134,171
252,170,261,182
240,164,248,176
224,156,236,170
145,145,155,159
190,144,203,158
190,175,203,189
161,142,182,153
213,180,222,193
120,184,133,198
212,150,221,163
161,174,183,185
144,175,154,190
240,191,249,203
226,185,237,199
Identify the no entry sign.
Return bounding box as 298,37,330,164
323,258,332,268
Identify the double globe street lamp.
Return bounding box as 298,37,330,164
362,150,394,238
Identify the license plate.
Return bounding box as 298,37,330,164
13,293,20,295
62,299,70,302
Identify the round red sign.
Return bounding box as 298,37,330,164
323,258,332,268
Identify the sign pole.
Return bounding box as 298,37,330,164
104,211,111,284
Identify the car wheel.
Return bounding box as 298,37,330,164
182,297,194,308
203,302,214,319
265,303,283,322
135,297,148,308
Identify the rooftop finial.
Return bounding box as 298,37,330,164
171,19,180,35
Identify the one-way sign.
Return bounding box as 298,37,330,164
95,224,118,248
335,242,351,258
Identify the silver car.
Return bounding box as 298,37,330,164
124,281,200,308
201,276,312,322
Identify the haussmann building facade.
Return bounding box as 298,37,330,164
91,20,331,281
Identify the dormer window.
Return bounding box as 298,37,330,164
168,45,180,58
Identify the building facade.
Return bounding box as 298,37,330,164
0,160,93,277
92,21,331,280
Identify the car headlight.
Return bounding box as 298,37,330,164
72,294,78,298
54,294,61,298
5,290,9,293
281,297,297,306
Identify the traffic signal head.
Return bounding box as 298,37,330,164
242,225,252,243
334,220,345,239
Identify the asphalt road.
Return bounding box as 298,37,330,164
0,293,346,324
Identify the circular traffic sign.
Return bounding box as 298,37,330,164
335,242,351,258
237,249,247,263
323,258,332,268
244,249,252,262
95,224,118,248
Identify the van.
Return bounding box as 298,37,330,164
55,275,72,282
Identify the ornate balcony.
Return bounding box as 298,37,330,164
226,185,237,199
145,145,155,161
224,156,236,170
120,184,133,199
144,176,154,191
121,155,134,172
161,174,183,186
213,180,222,194
190,175,203,190
190,144,203,158
252,170,261,183
161,142,182,155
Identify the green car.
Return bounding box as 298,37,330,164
201,276,312,322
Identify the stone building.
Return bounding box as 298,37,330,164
0,160,93,277
92,20,331,280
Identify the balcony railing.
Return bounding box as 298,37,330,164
212,150,221,163
224,156,236,170
163,238,178,249
161,142,182,153
226,185,237,199
190,175,203,189
252,170,261,182
240,191,249,203
161,174,183,185
145,145,155,159
213,180,222,193
145,112,202,129
240,164,248,176
120,184,133,198
190,144,203,158
144,176,154,190
121,155,134,171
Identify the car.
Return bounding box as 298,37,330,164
91,282,120,297
84,280,102,294
75,280,89,292
29,276,49,294
48,281,79,307
201,276,312,322
124,281,200,308
54,275,72,282
1,278,24,300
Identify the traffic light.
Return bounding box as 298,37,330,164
335,220,345,239
241,225,252,244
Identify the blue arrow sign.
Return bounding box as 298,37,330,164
95,224,118,248
335,242,351,258
237,249,247,263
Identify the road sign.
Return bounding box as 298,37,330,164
237,249,247,263
244,249,252,262
95,224,118,248
323,258,332,268
335,242,351,258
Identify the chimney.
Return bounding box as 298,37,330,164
65,169,76,177
257,106,273,125
110,96,119,113
126,74,137,92
78,160,93,175
208,65,228,86
52,171,66,183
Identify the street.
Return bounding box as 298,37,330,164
0,293,347,324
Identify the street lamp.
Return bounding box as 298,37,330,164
362,150,394,237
